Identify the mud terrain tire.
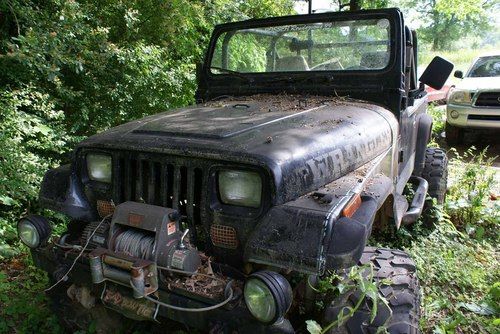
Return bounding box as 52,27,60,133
323,247,420,334
421,147,448,205
445,122,463,146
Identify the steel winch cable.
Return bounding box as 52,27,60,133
45,214,112,292
129,266,235,313
113,228,155,260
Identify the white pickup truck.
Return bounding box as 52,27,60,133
446,52,500,145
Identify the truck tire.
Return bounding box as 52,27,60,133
421,147,448,205
323,247,420,334
445,122,463,146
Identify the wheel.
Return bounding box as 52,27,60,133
47,282,135,334
421,147,448,205
445,122,463,146
323,247,420,334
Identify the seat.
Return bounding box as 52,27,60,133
275,56,309,72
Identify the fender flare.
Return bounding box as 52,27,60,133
412,113,433,176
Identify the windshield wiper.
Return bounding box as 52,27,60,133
209,66,253,82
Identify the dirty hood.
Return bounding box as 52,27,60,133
80,95,398,202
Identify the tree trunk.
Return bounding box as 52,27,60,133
349,0,360,11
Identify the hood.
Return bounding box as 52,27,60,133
455,76,500,91
80,95,398,202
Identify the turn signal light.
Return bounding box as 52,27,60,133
342,194,362,218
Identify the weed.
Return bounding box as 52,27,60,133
446,147,499,240
306,265,390,334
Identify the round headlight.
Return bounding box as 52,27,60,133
450,110,459,119
87,153,112,183
17,215,51,248
244,271,293,324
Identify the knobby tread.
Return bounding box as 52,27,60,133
421,147,448,204
324,247,420,334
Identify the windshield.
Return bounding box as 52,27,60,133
210,18,391,74
468,56,500,77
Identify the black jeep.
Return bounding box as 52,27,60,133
18,8,453,333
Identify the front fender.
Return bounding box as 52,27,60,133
39,164,97,221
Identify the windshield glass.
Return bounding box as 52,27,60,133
468,56,500,77
210,18,391,74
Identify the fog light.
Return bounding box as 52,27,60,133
450,110,459,119
17,215,51,248
244,271,292,324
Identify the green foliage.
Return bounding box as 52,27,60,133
0,0,294,259
446,147,499,240
427,103,445,140
373,145,499,333
306,264,390,334
409,224,499,333
404,0,495,51
0,255,61,333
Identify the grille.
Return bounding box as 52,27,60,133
210,225,238,249
97,199,115,218
111,153,205,228
468,114,500,121
475,92,500,107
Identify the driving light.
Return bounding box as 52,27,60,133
87,154,112,183
450,110,459,119
244,271,292,324
448,89,472,105
218,170,262,208
17,215,52,248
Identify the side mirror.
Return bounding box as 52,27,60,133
454,70,463,79
419,56,454,90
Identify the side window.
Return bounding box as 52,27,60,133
211,31,269,73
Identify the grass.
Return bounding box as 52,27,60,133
0,253,61,334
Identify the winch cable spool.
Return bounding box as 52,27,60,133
130,265,235,312
113,228,155,260
45,214,113,292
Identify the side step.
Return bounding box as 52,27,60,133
401,176,429,225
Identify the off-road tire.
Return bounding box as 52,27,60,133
445,122,463,146
323,247,420,334
47,282,135,334
421,147,448,205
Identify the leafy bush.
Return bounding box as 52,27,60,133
446,147,499,240
0,0,294,259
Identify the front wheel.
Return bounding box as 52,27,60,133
323,247,420,334
445,122,464,146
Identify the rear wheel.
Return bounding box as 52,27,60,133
323,247,420,334
445,122,463,146
421,147,448,205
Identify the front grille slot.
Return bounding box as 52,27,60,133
113,154,205,231
475,92,500,107
468,114,500,121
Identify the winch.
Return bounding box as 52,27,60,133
86,202,201,296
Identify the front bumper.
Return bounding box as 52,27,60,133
446,104,500,129
32,246,294,333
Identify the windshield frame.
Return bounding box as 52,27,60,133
204,9,399,78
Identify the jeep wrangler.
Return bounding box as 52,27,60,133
18,8,453,333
